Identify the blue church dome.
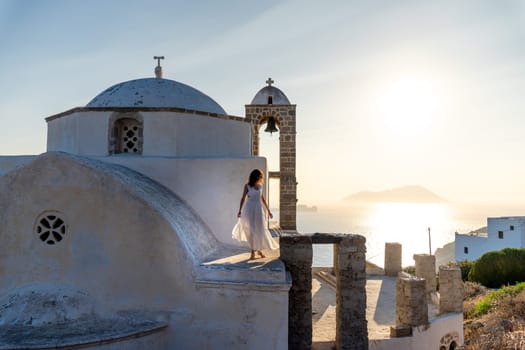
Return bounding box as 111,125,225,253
87,78,226,115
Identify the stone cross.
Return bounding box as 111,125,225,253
266,77,274,86
154,56,165,78
154,56,165,66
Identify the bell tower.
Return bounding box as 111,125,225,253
246,78,297,232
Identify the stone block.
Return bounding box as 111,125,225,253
439,266,463,314
390,325,412,337
413,254,436,295
396,274,428,327
385,243,402,277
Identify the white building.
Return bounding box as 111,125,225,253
455,216,525,261
0,64,291,349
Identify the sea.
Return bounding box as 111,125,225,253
293,202,524,268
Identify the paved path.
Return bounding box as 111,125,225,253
312,269,397,349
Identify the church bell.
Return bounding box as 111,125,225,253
264,117,279,135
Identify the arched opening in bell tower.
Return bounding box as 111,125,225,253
258,116,280,222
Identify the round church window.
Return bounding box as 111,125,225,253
35,212,67,245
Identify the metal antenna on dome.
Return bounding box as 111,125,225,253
154,56,165,78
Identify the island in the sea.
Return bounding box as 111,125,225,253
343,185,446,203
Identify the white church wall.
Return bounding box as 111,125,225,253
369,313,463,350
141,111,251,157
79,331,167,350
47,112,79,153
101,156,266,246
47,110,251,158
174,286,288,350
47,111,110,155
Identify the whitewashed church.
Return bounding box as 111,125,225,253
0,59,466,350
0,60,295,349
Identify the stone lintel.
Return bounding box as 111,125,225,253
280,232,367,247
280,233,312,245
308,232,367,245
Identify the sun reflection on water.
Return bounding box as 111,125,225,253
364,203,452,266
299,202,461,267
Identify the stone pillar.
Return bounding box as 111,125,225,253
279,234,313,350
278,107,297,231
333,244,339,277
384,243,402,276
335,235,368,350
439,266,463,314
413,254,436,295
395,273,428,327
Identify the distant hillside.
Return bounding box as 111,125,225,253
343,185,446,203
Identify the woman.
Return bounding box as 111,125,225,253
232,169,279,259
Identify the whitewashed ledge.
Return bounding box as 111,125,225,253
196,251,291,292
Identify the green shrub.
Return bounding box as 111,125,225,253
471,282,525,317
468,248,525,288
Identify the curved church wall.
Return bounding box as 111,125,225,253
0,152,216,309
0,155,36,176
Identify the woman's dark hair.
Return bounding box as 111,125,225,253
248,169,263,187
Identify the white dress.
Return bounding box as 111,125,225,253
232,185,279,250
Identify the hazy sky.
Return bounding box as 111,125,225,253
1,0,524,205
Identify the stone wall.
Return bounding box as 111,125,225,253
335,235,368,350
413,254,436,296
439,266,463,314
384,243,402,276
279,234,313,350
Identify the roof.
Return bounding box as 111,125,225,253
251,85,291,105
86,78,226,115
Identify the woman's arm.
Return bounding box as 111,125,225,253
237,184,249,217
261,194,273,219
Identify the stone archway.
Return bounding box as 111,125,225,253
245,106,297,231
280,233,369,350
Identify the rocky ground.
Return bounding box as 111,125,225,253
463,282,525,349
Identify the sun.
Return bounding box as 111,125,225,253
377,77,440,136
